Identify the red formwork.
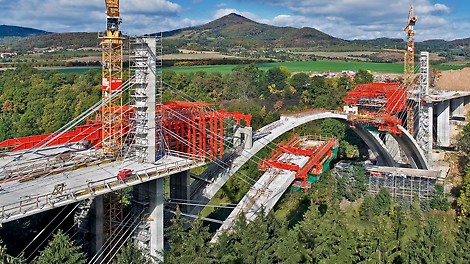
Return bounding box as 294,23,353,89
0,120,102,151
0,106,134,152
343,82,406,134
344,83,406,115
258,136,339,189
158,101,252,161
0,101,251,160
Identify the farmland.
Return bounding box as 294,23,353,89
167,60,466,74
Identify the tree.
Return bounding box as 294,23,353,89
404,217,452,263
354,69,373,84
290,72,310,92
165,210,213,263
35,230,86,264
455,216,470,262
114,241,152,264
0,241,25,264
430,184,450,211
375,188,392,215
360,194,378,221
457,170,470,221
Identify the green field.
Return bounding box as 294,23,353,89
38,67,101,74
166,61,466,74
36,62,466,75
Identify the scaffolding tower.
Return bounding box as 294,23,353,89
366,166,442,205
130,36,162,163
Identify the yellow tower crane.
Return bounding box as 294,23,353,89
383,4,418,134
101,0,124,159
404,4,417,86
100,1,124,258
404,4,418,135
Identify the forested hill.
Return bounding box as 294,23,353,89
0,25,50,37
163,13,346,49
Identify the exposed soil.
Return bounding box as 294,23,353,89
434,67,470,91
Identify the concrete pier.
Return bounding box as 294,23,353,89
436,100,450,147
451,97,465,119
149,178,165,260
170,170,191,213
90,196,104,262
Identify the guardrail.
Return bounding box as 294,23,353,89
0,155,205,223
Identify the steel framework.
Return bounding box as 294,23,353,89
100,0,124,159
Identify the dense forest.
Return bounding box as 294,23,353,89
0,65,469,263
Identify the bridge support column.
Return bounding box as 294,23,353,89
437,100,450,147
233,127,253,149
149,178,164,260
90,196,104,261
170,170,190,213
244,127,253,150
451,97,465,119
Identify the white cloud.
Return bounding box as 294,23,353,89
0,0,184,33
239,0,458,40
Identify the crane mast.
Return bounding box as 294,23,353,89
101,0,124,158
404,4,417,134
404,4,417,86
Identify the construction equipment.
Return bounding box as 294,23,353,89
383,4,418,135
404,4,418,134
101,0,124,158
343,83,406,135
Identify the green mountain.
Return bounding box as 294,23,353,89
0,25,50,37
163,13,347,49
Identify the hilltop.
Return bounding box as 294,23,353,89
163,13,346,49
0,25,50,37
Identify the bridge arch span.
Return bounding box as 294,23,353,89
261,112,396,167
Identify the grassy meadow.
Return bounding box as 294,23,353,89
166,60,466,74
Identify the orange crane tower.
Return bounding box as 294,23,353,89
101,0,124,158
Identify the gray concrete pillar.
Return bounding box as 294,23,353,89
244,127,253,150
426,104,433,167
170,170,190,213
90,195,103,261
436,100,450,147
451,97,465,119
149,178,164,261
233,128,242,146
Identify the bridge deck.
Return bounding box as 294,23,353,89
0,153,205,224
211,153,309,242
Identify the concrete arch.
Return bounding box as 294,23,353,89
193,110,429,217
392,125,429,170
274,112,428,170
273,112,396,167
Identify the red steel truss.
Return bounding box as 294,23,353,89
343,82,406,134
159,101,251,161
258,136,338,189
0,101,251,164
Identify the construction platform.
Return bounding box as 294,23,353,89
0,149,206,224
212,136,338,242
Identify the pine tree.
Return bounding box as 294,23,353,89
114,241,152,264
35,230,86,264
404,217,451,263
454,216,470,263
0,241,26,264
360,194,378,221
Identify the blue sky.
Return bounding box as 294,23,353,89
0,0,468,41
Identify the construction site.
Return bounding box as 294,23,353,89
0,1,469,262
